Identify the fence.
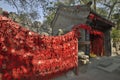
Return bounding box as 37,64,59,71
0,16,81,80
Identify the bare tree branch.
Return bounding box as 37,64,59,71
108,1,119,19
11,0,19,13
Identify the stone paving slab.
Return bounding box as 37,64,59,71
98,60,113,67
98,63,120,72
97,56,120,72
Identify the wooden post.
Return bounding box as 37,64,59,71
85,30,90,55
74,66,78,75
104,30,112,56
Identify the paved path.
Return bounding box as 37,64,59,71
52,56,120,80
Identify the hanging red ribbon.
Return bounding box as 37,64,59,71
0,16,80,80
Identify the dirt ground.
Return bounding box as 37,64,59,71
52,56,120,80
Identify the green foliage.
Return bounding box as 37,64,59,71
112,13,120,29
45,11,55,24
96,7,108,18
111,29,120,41
111,28,120,38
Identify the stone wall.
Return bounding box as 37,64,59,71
111,39,120,56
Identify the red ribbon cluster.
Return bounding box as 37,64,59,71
90,30,104,56
73,24,104,56
0,16,79,80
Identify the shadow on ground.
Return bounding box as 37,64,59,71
52,56,120,80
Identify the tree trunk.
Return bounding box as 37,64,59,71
107,2,117,19
94,0,96,11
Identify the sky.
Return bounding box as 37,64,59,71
0,0,44,22
0,1,17,12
